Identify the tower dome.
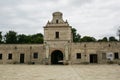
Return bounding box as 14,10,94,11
52,12,63,19
45,11,69,27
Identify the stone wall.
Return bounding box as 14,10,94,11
0,42,120,64
0,44,45,64
71,42,120,64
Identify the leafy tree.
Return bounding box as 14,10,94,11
109,36,118,42
17,33,43,44
72,28,81,42
0,32,2,43
4,31,17,44
31,33,43,44
17,34,31,44
98,37,108,42
80,36,96,42
117,26,120,41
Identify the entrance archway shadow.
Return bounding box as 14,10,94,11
51,50,63,65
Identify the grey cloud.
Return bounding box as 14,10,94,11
0,0,120,39
70,0,93,6
0,0,21,7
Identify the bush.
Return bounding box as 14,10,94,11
81,62,89,64
45,62,49,65
28,62,35,65
13,61,18,64
64,62,69,65
107,61,114,64
118,63,120,65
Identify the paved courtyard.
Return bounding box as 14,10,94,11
0,64,120,80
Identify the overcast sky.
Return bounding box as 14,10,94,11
0,0,120,39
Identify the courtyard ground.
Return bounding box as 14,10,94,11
0,64,120,80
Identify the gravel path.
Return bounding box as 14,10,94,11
0,64,120,80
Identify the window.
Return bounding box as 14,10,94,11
102,53,106,59
0,54,2,60
8,53,12,60
108,44,111,47
76,53,81,59
114,52,119,59
33,52,38,59
56,19,58,23
55,32,59,38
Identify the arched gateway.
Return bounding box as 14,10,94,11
51,50,63,64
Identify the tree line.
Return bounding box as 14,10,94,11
72,28,119,42
0,28,119,44
0,31,43,44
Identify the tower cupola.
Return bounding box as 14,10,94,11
46,12,69,27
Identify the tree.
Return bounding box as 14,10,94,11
72,28,81,42
17,33,43,44
31,33,43,44
0,32,2,43
4,31,17,44
117,26,120,41
109,36,118,42
17,34,31,44
98,37,108,42
80,36,96,42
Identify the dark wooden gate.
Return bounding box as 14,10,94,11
20,54,24,63
90,54,98,63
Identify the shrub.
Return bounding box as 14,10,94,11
107,61,114,64
81,62,89,64
28,62,35,65
13,61,18,64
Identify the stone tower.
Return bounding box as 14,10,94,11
44,12,72,64
44,12,72,43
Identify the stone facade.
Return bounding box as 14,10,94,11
0,44,44,64
0,12,120,64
